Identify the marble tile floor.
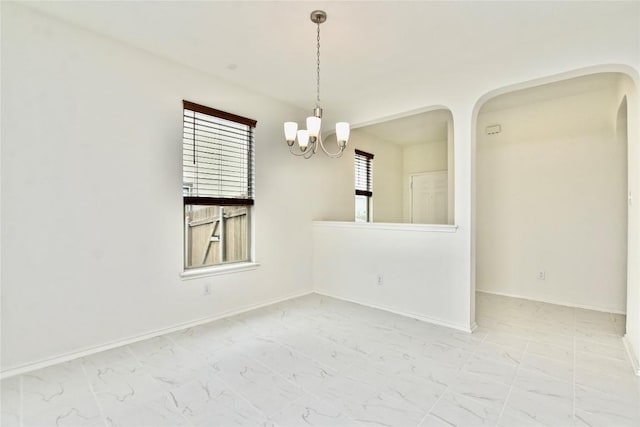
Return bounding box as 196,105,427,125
1,292,639,427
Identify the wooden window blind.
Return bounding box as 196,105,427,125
355,149,374,197
182,100,257,206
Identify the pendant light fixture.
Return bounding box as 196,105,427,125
284,10,350,159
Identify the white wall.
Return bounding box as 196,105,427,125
617,75,640,372
312,222,469,331
322,131,451,225
476,87,627,313
312,108,475,332
402,140,448,222
403,141,448,174
350,130,403,223
0,4,318,372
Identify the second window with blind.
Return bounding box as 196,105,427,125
182,100,256,270
355,149,374,222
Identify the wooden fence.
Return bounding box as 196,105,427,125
185,206,248,268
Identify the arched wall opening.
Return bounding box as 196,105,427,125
348,107,455,225
318,105,456,225
616,96,629,319
470,67,637,350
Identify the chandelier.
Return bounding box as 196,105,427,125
284,10,350,159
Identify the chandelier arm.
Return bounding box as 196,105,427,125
304,147,315,159
317,133,346,158
288,141,316,158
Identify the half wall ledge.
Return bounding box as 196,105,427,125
312,221,458,233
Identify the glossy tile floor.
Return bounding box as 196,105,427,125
1,292,639,426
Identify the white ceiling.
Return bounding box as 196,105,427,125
24,1,638,126
480,73,622,113
357,109,451,146
338,73,618,147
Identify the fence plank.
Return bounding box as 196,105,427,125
185,205,248,268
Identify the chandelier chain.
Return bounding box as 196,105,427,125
316,22,321,105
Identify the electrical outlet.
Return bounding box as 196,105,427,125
203,283,211,295
537,271,546,280
377,274,383,286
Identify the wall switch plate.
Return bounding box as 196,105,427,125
377,275,384,286
537,271,546,280
204,283,211,295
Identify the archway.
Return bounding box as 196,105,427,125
470,66,637,340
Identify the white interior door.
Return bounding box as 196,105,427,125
411,171,448,224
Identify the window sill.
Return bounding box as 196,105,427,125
180,262,260,280
313,221,458,233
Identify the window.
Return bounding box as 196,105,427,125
182,100,256,270
355,149,374,222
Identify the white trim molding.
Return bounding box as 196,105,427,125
476,289,627,315
470,322,479,333
180,262,260,280
315,290,474,333
313,221,458,233
0,289,311,379
623,334,640,376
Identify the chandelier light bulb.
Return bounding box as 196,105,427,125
297,130,310,148
306,116,321,138
284,122,298,142
336,122,350,145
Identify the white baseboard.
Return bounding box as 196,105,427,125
0,290,313,379
476,289,626,315
315,290,474,333
623,334,640,376
470,322,479,333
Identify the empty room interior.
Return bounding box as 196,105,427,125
2,1,640,426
